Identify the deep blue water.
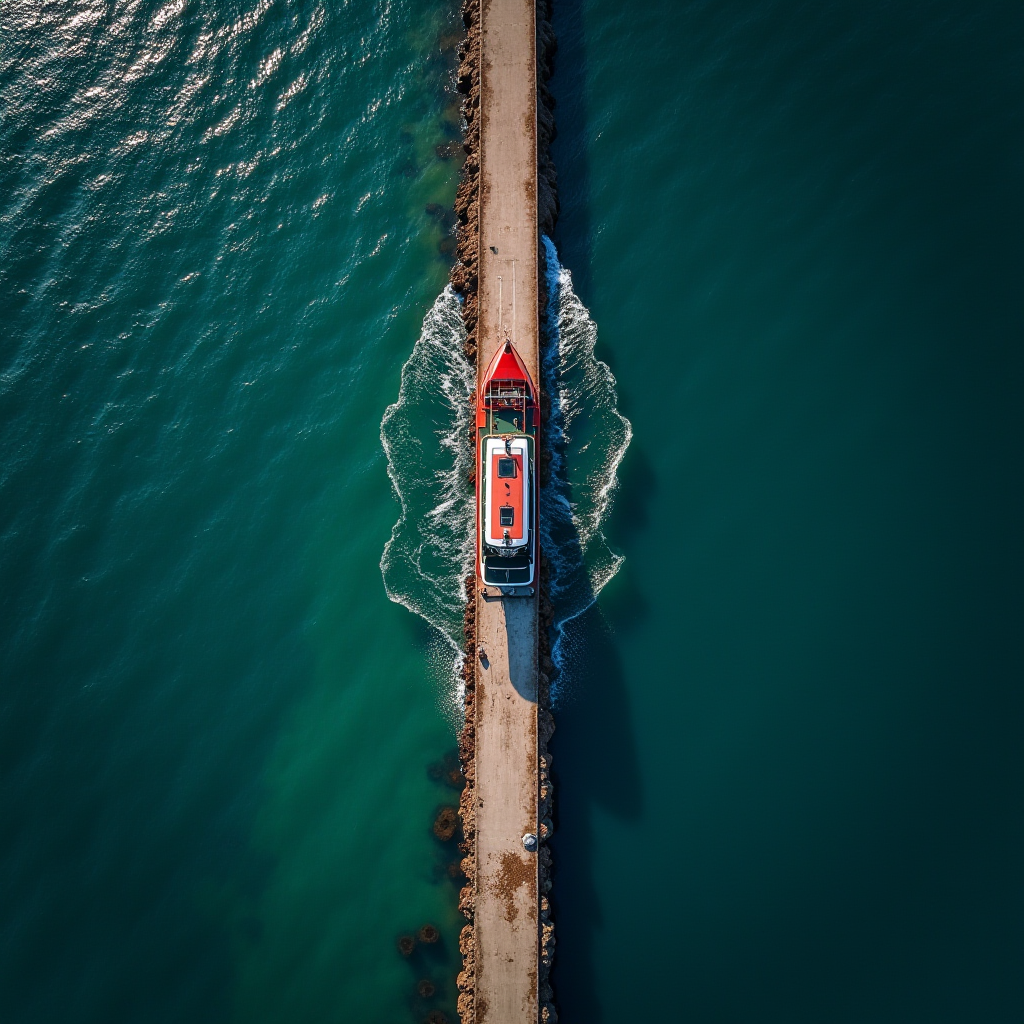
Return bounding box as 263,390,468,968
548,1,1024,1020
1,0,1022,1021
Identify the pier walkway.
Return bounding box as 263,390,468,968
472,0,540,1019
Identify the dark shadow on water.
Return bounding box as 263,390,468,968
598,445,657,633
542,402,654,1021
540,425,651,1019
541,0,658,980
549,603,642,1024
549,0,594,308
606,443,657,543
541,443,653,1023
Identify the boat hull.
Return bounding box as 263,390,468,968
475,342,539,592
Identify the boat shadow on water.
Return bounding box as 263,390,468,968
549,599,642,1022
539,3,657,984
546,446,655,1022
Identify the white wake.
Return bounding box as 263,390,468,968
380,243,632,709
540,236,633,698
380,286,474,723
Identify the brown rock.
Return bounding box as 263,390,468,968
433,806,459,842
458,883,475,919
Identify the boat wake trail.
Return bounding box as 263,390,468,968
541,237,632,702
380,245,631,712
380,286,474,723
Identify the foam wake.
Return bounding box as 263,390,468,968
541,237,632,697
380,244,631,710
380,286,474,721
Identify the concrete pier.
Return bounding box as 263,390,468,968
471,0,541,1019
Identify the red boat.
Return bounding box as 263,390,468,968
476,339,539,591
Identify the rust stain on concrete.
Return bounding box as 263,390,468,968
492,850,535,924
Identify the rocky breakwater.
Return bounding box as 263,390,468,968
450,0,480,996
448,1,561,1021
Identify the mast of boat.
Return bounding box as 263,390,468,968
497,275,503,338
512,259,516,346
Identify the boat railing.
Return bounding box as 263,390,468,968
483,378,531,409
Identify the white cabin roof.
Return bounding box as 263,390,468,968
483,437,530,549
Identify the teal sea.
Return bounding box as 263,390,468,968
1,1,1022,1022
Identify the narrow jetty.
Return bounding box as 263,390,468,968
451,1,559,1021
472,0,541,1013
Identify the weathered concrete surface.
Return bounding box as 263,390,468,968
473,0,539,1019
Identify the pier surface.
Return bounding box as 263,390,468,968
472,0,540,1019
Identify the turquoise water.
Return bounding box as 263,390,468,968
1,1,469,1020
1,1,1022,1023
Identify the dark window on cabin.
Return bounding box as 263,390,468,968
497,458,516,478
499,506,514,527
